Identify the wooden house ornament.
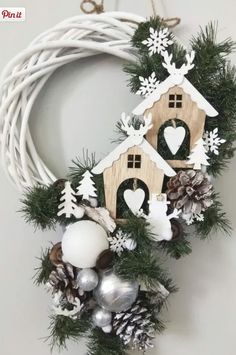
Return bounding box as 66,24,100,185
132,51,219,169
92,114,175,219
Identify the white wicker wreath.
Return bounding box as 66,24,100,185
0,12,144,191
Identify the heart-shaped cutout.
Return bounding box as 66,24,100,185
123,188,145,214
164,126,186,155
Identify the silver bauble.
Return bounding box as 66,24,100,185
77,268,98,291
94,269,139,313
92,307,112,328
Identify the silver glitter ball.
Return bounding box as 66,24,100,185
92,307,112,328
77,268,98,291
94,269,139,313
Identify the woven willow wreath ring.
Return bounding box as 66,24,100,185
0,12,144,191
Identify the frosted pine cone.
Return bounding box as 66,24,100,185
47,262,84,304
166,170,213,218
113,300,155,351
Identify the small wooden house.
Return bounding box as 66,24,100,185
132,52,218,168
92,115,175,219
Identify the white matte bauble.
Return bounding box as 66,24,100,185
77,268,98,291
62,221,109,268
94,269,139,313
102,325,112,333
92,307,112,328
125,238,137,251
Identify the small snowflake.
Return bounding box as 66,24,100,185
203,128,226,155
142,27,173,56
108,230,130,256
136,72,160,98
185,213,204,225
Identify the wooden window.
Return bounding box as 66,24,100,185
169,94,182,108
127,154,141,168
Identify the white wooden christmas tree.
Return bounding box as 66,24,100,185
58,181,79,218
187,138,210,169
76,170,97,200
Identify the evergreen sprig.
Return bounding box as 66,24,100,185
34,248,55,286
87,328,127,355
48,314,91,350
194,193,231,238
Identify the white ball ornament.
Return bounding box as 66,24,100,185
62,220,109,268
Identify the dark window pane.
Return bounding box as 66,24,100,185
127,162,133,168
169,102,175,108
135,162,141,168
169,94,175,100
176,94,182,100
176,102,182,108
128,154,134,161
135,155,141,161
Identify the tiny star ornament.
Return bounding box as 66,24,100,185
142,27,173,56
136,72,160,98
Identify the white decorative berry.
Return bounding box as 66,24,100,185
76,170,97,200
142,27,173,56
203,128,226,155
136,72,160,98
58,181,80,218
108,230,131,256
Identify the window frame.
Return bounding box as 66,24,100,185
168,94,183,108
127,154,142,169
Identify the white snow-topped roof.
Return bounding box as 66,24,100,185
132,76,218,117
92,136,176,177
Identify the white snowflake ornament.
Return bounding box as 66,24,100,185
136,72,160,98
108,230,132,256
203,128,226,155
142,27,173,56
184,213,204,225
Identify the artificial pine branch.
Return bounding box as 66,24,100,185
114,249,176,294
34,248,55,286
20,185,60,230
48,314,91,350
159,237,192,259
194,193,231,238
87,328,128,355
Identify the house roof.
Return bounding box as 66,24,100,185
132,76,218,117
92,136,176,177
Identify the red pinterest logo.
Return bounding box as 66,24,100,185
0,7,25,22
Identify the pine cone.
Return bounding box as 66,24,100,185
166,170,213,216
113,300,155,351
48,262,84,304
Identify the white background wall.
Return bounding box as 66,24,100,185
0,1,236,355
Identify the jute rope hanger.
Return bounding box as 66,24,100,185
80,0,181,28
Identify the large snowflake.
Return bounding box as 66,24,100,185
142,27,173,56
136,72,159,97
203,128,226,155
108,230,130,256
